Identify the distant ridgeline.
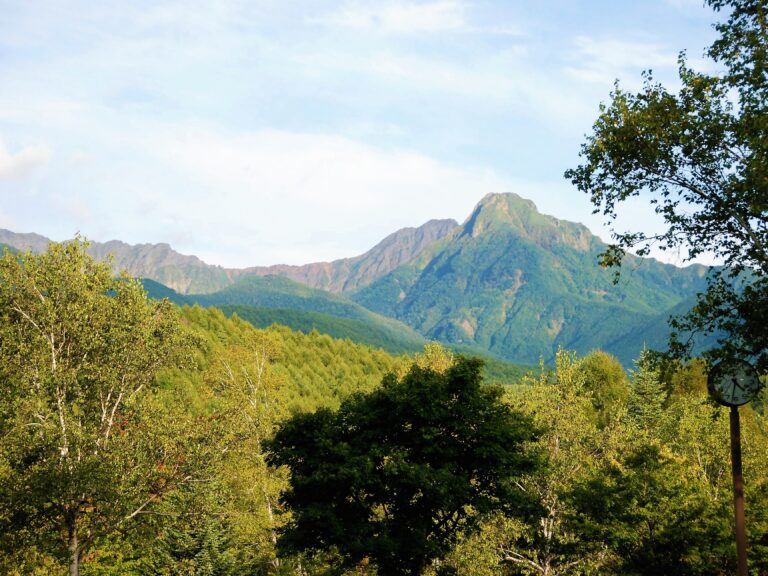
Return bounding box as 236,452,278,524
0,192,717,366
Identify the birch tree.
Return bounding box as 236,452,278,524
0,240,192,575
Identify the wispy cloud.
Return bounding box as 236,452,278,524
0,140,50,181
100,123,510,266
324,0,467,34
565,36,677,84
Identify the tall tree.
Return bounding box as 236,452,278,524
579,350,630,428
0,241,195,575
627,350,668,430
502,350,612,575
565,0,768,368
268,357,539,576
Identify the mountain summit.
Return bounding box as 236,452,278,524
352,192,709,364
462,193,597,252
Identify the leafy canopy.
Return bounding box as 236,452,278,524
267,356,539,576
0,240,193,575
565,0,768,367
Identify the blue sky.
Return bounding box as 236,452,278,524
0,0,720,267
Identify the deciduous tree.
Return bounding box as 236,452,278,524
565,0,768,368
268,357,539,576
0,241,194,575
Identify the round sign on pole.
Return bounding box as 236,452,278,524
708,358,761,576
707,359,762,407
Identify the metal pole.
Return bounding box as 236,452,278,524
730,405,748,576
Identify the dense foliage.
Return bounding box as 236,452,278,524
434,350,768,576
268,357,539,576
0,241,194,575
566,0,768,368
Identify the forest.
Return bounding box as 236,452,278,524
1,241,767,576
2,0,767,574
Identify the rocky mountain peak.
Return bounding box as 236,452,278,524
461,192,596,252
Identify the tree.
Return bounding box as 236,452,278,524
502,350,612,575
206,331,288,571
570,442,733,576
579,350,629,428
0,240,195,575
565,0,768,368
627,349,668,430
267,357,539,576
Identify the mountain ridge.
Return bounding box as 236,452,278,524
351,192,711,365
1,192,713,365
0,218,457,295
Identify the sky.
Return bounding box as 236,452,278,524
0,0,721,268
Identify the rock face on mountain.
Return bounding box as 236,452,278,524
250,219,459,293
0,229,50,254
0,231,239,294
351,193,710,365
0,219,457,295
88,240,240,294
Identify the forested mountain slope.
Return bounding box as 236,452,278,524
143,279,530,380
1,192,715,365
141,277,427,355
351,193,711,365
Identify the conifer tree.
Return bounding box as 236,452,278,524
627,350,667,430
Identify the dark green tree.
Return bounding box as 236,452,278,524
267,357,539,576
627,350,668,430
565,0,768,368
570,444,733,576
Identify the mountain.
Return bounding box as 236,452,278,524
0,230,50,254
142,277,534,374
250,219,458,293
89,240,241,294
351,193,711,365
0,231,240,294
0,219,456,295
1,193,715,365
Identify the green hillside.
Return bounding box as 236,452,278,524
143,279,531,380
352,193,711,365
142,277,193,305
144,275,422,354
167,274,429,351
218,305,426,355
144,276,426,354
178,305,406,411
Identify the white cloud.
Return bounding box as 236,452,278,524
130,124,509,266
565,36,677,85
289,45,590,129
325,0,467,34
0,140,50,181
